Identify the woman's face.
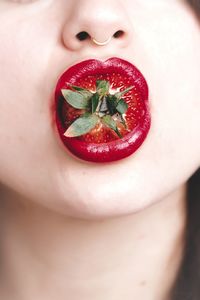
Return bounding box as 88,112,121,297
0,0,200,219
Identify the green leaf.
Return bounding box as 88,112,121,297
115,86,134,99
102,115,122,138
96,80,110,95
64,113,99,137
116,99,128,115
70,85,93,99
91,93,99,113
61,89,90,109
79,90,94,100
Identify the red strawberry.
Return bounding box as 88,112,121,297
55,58,151,163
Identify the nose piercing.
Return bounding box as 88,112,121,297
91,36,112,46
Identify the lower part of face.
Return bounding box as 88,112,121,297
0,0,200,220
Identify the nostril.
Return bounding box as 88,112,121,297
76,31,91,41
113,30,125,39
75,30,125,44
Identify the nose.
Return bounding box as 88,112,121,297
62,0,132,51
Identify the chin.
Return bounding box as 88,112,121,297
44,177,155,221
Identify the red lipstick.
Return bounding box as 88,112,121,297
54,57,151,163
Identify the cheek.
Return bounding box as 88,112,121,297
142,6,200,169
0,14,57,182
0,11,81,214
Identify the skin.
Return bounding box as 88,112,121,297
0,0,200,299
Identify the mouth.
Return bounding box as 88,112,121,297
54,57,151,163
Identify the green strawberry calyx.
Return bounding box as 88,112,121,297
61,80,133,138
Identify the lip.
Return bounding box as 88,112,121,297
54,57,151,163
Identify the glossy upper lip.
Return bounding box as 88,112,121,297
58,55,130,78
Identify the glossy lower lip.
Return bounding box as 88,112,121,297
54,57,151,163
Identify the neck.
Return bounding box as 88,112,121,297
0,185,186,300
